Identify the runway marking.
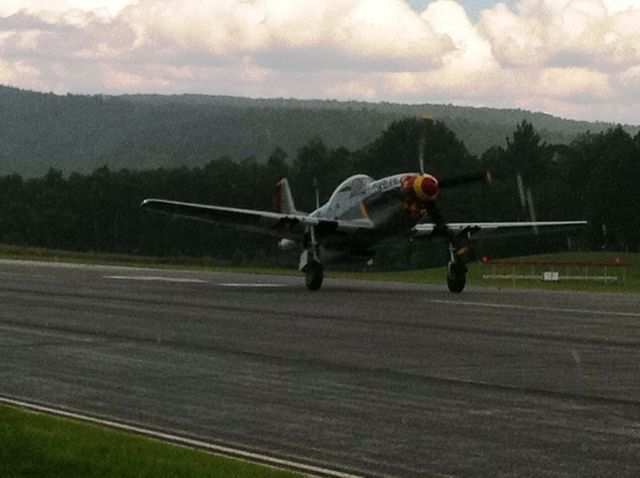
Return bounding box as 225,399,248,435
0,271,52,279
0,324,95,342
219,283,284,288
0,396,360,478
431,299,640,318
104,275,208,284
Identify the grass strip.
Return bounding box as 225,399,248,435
342,251,639,294
0,243,294,275
0,243,637,293
0,403,300,478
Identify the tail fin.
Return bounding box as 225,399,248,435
274,177,298,214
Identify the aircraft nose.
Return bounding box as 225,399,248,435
414,174,439,201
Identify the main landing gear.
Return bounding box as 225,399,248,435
304,260,324,291
447,246,467,293
300,225,324,291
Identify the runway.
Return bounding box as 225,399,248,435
1,258,639,477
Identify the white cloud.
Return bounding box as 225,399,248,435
0,0,134,17
603,0,640,13
122,0,453,71
0,0,640,123
478,0,640,70
0,57,40,85
422,1,496,72
536,67,612,101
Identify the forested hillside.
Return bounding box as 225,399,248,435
2,85,637,177
1,118,638,269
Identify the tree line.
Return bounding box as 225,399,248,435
3,85,637,177
0,118,638,270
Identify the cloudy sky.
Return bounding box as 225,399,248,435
1,1,640,123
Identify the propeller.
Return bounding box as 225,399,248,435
412,114,491,254
415,169,492,256
403,173,455,246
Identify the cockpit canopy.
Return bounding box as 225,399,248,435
328,174,374,202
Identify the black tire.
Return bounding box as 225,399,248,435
447,262,466,293
304,261,324,291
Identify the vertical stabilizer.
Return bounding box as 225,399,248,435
274,177,298,214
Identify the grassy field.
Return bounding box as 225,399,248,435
0,243,637,294
0,403,300,478
340,251,639,293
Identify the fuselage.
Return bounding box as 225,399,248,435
303,172,439,261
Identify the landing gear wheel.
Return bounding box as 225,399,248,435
447,261,467,293
304,261,324,291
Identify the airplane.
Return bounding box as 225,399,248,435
141,168,586,293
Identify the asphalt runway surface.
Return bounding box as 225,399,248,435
1,258,639,477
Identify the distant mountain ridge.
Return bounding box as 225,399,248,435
1,85,637,176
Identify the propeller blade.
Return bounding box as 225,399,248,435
516,172,539,235
526,187,539,235
417,114,433,175
424,200,450,238
418,133,425,175
425,199,471,256
312,177,320,210
516,173,526,208
439,170,493,188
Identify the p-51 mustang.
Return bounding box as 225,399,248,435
141,169,586,292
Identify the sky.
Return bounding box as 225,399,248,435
1,1,640,124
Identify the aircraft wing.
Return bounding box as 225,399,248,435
413,221,587,238
140,199,373,241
